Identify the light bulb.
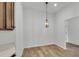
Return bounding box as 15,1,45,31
54,3,57,7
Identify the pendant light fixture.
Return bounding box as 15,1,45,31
45,2,49,28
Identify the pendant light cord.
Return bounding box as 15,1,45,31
45,2,48,20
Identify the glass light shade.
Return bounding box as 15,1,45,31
45,21,49,28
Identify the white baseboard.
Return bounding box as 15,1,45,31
55,43,66,49
23,42,66,51
24,42,54,48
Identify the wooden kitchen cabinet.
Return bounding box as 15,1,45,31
0,2,14,30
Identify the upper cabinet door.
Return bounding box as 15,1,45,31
6,2,14,30
0,3,4,29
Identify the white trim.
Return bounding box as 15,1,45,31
20,48,24,57
24,43,54,48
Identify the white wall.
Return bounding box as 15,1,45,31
15,2,23,56
0,30,16,45
55,3,79,49
23,8,55,48
67,16,79,45
54,7,74,49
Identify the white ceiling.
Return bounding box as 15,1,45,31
22,2,73,13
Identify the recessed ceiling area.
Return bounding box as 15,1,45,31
22,2,74,14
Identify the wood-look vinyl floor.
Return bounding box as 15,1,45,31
22,44,79,57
